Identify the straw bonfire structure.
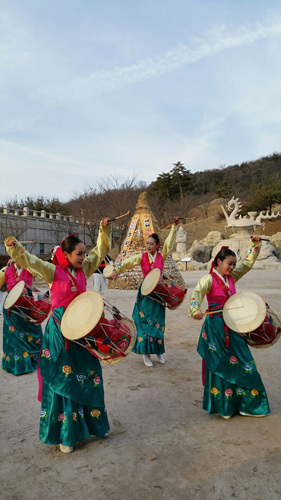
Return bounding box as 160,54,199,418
108,192,186,290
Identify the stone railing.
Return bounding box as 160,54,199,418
1,206,81,223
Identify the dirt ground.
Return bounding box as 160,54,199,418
0,270,280,500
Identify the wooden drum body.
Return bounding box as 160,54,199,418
223,291,281,348
61,291,136,364
4,281,51,325
142,268,187,310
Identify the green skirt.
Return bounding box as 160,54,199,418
1,307,42,375
40,381,109,447
39,307,109,447
197,312,270,417
132,285,165,355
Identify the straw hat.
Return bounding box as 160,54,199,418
4,281,25,309
61,291,104,340
223,291,266,334
141,268,161,296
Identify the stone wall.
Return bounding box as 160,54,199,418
0,206,92,257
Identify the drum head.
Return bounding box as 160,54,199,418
4,281,25,309
223,291,267,334
61,291,104,340
142,268,161,296
103,264,114,279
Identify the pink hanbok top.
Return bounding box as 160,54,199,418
50,266,87,311
141,252,164,277
206,272,236,308
5,264,33,291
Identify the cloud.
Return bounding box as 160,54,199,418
39,18,281,103
1,5,281,204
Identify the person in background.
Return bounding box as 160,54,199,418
0,259,43,375
93,254,114,297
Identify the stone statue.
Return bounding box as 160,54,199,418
209,196,281,268
172,226,187,262
221,196,280,237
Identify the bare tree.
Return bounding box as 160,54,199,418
97,174,144,249
0,218,28,242
67,189,104,246
67,175,146,250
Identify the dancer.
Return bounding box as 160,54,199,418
5,218,112,453
1,259,43,375
188,236,270,419
111,217,181,367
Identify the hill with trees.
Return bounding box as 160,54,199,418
1,153,280,250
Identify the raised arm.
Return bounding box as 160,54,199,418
232,237,262,283
110,254,142,280
162,217,180,261
82,219,112,278
4,237,55,285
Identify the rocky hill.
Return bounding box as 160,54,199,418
110,198,281,261
162,199,281,246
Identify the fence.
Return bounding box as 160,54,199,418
0,206,91,257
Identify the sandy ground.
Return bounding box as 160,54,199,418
0,270,280,500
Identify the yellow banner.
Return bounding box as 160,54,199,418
140,213,154,241
120,214,139,259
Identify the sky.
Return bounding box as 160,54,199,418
1,0,281,204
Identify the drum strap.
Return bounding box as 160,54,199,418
64,268,84,294
211,272,232,298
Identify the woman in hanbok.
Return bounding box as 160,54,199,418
1,260,43,375
5,218,112,453
188,236,270,419
111,218,182,367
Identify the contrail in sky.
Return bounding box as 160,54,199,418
39,19,281,102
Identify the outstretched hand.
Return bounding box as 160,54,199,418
6,238,16,247
251,235,261,243
102,217,110,226
193,311,204,320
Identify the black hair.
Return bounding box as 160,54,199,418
147,233,160,245
213,247,236,267
61,235,83,254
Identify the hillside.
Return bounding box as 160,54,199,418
182,211,281,249
161,199,281,246
190,152,281,198
109,198,281,261
146,153,281,228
